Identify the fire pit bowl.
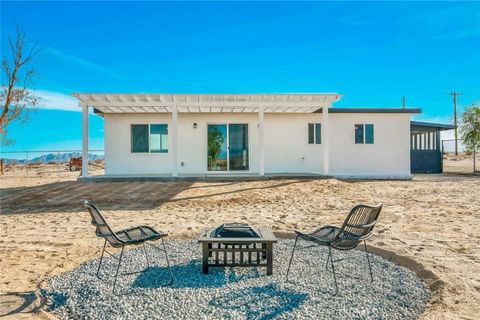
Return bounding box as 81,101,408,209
210,223,261,238
198,223,277,275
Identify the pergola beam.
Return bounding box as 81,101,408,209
90,105,327,114
87,102,334,109
73,93,342,113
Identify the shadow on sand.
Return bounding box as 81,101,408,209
0,291,42,317
1,179,310,214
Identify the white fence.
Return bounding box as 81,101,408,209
441,139,466,153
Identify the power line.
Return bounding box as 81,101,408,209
448,92,462,155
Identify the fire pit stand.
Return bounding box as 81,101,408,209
198,223,277,275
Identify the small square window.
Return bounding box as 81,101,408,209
131,124,169,153
308,123,321,144
355,124,374,144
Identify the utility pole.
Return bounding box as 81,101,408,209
402,96,406,109
448,92,462,155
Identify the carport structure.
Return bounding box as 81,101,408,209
410,121,455,173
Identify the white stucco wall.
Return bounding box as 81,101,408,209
104,113,174,175
328,113,411,178
264,113,324,173
103,112,412,178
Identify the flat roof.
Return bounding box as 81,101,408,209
411,121,455,130
318,108,422,114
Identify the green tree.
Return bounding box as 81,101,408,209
460,103,480,172
460,103,480,151
208,126,224,169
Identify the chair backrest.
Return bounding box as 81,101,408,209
332,204,382,250
83,200,122,247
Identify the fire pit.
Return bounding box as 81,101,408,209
198,223,277,275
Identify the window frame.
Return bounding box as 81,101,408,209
365,124,374,144
308,123,322,144
131,123,169,154
354,123,374,145
131,124,149,153
149,124,169,153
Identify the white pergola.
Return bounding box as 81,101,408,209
74,93,342,178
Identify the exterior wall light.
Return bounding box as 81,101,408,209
193,123,197,129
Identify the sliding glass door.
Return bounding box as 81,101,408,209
207,124,249,172
228,124,249,171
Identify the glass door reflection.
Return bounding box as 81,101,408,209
207,124,228,171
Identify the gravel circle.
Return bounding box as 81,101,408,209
41,239,431,319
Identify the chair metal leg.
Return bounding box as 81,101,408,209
328,246,339,295
161,238,174,285
286,236,298,282
325,248,331,271
96,239,107,279
112,245,125,294
364,240,374,282
143,242,150,268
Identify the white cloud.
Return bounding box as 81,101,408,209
32,89,79,112
46,47,127,80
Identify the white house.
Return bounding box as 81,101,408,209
74,93,421,180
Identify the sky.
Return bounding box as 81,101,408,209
1,1,479,153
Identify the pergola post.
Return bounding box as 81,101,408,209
171,107,178,177
81,102,89,177
258,105,265,176
322,106,330,175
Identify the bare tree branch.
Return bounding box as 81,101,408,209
0,26,41,146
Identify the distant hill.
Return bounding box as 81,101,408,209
1,153,104,165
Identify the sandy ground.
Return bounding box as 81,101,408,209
0,157,479,319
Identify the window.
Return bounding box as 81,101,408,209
355,124,374,144
355,124,364,144
308,123,321,144
131,124,169,153
131,124,149,152
150,124,168,153
315,123,321,144
308,124,314,144
365,124,374,144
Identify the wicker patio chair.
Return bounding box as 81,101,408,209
83,200,173,294
286,204,382,295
